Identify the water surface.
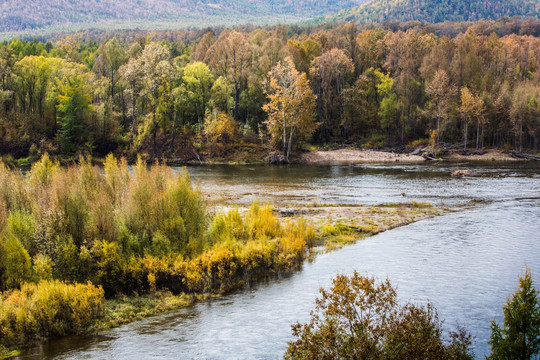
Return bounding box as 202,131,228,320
19,161,540,359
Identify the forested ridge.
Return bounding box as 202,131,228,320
0,0,368,36
0,19,539,163
321,0,540,25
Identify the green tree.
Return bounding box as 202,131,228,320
488,269,540,360
210,76,233,114
0,234,32,290
138,42,174,149
94,38,126,101
375,70,404,142
204,30,253,122
57,84,90,153
182,62,214,131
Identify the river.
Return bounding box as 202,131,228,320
18,161,540,359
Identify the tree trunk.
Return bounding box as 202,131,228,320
131,87,137,134
476,121,480,150
282,108,287,156
519,121,522,153
152,90,157,151
234,81,239,122
437,102,441,143
110,69,115,102
464,115,468,149
287,127,295,160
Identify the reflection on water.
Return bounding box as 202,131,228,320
18,162,540,359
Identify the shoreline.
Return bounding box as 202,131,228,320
0,148,529,168
9,202,445,359
160,148,529,166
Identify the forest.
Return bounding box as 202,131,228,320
0,0,367,34
0,19,539,165
323,0,540,25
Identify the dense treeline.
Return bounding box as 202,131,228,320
0,20,539,162
323,0,539,25
27,18,540,45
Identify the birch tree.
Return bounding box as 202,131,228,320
263,57,317,160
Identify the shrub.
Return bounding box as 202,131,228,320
5,210,36,254
286,272,473,360
0,280,104,348
0,154,316,303
204,112,238,145
0,162,31,213
244,202,281,240
28,153,58,187
32,254,53,282
206,207,245,244
0,235,32,290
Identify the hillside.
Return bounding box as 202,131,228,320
0,0,368,37
320,0,540,24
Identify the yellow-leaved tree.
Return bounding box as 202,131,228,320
263,57,317,161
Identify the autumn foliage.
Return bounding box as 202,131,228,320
286,271,474,359
0,154,316,351
0,21,539,162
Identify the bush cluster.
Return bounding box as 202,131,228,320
0,154,315,351
0,280,104,349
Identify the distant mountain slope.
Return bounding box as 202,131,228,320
321,0,539,24
0,0,368,35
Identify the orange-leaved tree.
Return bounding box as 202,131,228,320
263,57,317,160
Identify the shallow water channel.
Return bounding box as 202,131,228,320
19,161,540,359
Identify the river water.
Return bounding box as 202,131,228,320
19,161,540,359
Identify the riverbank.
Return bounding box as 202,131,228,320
91,202,443,328
0,145,531,168
299,149,425,164
2,199,444,360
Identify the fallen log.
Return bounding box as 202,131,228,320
510,152,540,161
422,151,437,161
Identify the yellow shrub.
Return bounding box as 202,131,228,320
0,280,104,348
28,153,59,188
244,202,281,240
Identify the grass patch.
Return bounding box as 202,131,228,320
95,291,193,331
0,345,20,360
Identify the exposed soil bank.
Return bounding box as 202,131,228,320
299,149,521,164
300,149,425,164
